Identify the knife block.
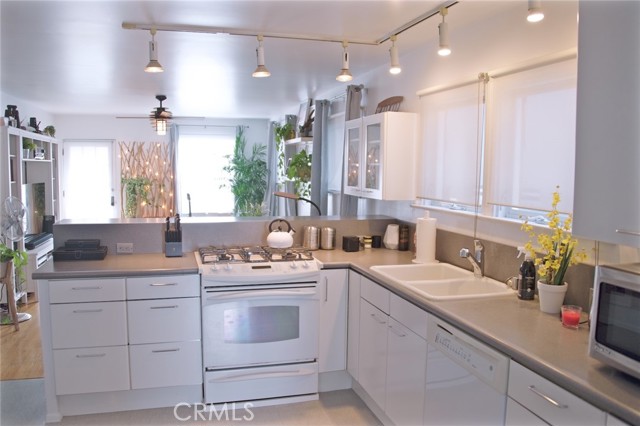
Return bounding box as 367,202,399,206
165,242,182,257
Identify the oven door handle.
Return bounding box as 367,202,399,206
205,288,317,301
208,367,317,383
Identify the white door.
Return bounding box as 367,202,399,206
61,139,118,219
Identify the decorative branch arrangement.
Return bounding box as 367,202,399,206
119,141,174,218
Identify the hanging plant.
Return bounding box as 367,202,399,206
274,122,294,187
121,176,150,218
287,149,312,198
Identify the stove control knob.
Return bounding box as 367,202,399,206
290,261,298,270
302,260,310,269
210,264,218,272
225,263,233,271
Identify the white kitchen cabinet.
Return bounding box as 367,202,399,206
343,111,417,200
386,293,428,425
506,397,549,426
573,1,640,247
358,298,389,410
318,269,348,373
125,274,202,390
508,361,606,425
48,278,129,395
347,270,361,380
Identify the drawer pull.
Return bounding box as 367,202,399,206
72,309,104,314
388,324,407,337
615,228,640,236
71,286,102,290
152,348,180,353
76,353,106,358
149,305,179,310
528,385,568,409
149,282,178,287
370,313,386,324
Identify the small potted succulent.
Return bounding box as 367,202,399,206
22,138,36,159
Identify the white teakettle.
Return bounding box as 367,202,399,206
267,219,295,248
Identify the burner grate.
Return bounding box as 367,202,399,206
199,246,314,264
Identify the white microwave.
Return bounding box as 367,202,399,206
589,263,640,380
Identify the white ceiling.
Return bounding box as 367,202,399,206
1,0,516,120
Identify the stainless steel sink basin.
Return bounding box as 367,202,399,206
370,263,514,300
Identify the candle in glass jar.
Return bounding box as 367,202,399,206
561,305,582,329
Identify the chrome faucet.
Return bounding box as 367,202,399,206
460,239,484,278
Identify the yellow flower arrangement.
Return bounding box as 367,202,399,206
521,187,587,285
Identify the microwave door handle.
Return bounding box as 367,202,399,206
206,288,317,301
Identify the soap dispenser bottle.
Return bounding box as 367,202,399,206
517,247,536,300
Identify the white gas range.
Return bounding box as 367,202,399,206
196,246,320,405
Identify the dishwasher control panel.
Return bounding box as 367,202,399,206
428,316,509,393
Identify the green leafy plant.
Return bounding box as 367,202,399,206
274,122,294,186
287,149,312,198
0,243,28,283
222,127,269,216
121,176,150,218
22,138,36,151
521,187,587,285
43,125,56,137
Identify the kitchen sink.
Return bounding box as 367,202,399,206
370,263,514,300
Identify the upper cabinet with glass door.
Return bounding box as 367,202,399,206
343,111,417,200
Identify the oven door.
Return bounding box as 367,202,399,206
202,283,319,369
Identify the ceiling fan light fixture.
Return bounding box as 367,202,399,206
438,8,451,57
336,41,353,83
252,35,271,78
527,0,545,22
389,35,401,75
144,28,164,73
155,118,167,135
150,95,171,134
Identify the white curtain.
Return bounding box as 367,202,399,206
485,58,577,212
418,80,484,206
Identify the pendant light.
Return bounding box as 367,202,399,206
155,118,167,136
389,35,401,75
252,35,271,78
527,0,545,22
336,41,353,82
144,28,164,73
438,8,451,57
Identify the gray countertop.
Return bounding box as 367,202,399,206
32,249,639,424
313,248,640,426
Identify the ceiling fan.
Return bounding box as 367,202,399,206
115,95,204,133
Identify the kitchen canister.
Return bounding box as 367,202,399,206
383,224,399,249
320,227,336,250
302,225,320,250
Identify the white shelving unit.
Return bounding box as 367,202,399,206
1,126,59,303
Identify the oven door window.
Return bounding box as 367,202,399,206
224,305,299,344
595,282,640,362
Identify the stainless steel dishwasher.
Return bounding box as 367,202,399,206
424,315,510,425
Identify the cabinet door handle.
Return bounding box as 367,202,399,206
388,324,407,337
528,385,568,408
76,353,106,358
324,276,329,302
370,313,386,324
152,348,180,353
71,286,102,290
149,305,178,310
615,228,640,236
149,282,178,287
72,309,103,314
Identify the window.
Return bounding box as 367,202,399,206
61,140,117,219
176,126,235,216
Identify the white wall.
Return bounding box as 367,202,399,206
1,91,55,130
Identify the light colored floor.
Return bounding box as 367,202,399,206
0,381,380,426
0,299,43,381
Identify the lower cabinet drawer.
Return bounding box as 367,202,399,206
53,346,130,395
126,275,199,300
127,298,201,344
129,341,203,389
204,361,318,404
508,361,606,425
51,301,128,349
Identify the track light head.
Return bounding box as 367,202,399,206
336,41,353,82
438,8,451,57
389,35,401,75
252,35,271,78
527,0,545,22
144,28,164,73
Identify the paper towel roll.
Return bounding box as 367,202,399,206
415,216,437,263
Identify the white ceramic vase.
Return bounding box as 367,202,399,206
537,281,568,314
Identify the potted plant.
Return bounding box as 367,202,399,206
287,149,312,199
22,138,36,159
521,187,587,313
274,122,295,187
121,176,150,218
0,242,28,286
222,127,268,216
